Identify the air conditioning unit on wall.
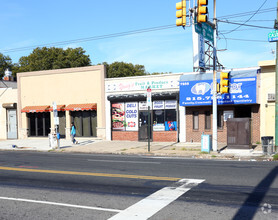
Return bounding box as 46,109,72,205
267,93,275,102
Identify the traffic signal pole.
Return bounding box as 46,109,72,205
212,0,218,151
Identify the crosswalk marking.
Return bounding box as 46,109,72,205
0,196,122,213
108,178,205,220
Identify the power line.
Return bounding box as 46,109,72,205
222,0,268,34
216,7,275,19
0,7,275,54
1,24,176,53
218,37,267,42
218,20,273,30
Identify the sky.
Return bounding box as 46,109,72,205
0,0,276,74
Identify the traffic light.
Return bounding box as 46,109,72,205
216,83,220,93
197,0,208,23
220,72,229,94
176,0,186,26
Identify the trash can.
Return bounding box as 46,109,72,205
261,136,273,155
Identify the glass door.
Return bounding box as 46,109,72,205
138,111,152,141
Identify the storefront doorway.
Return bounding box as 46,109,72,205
58,111,66,138
139,111,152,141
71,110,97,137
28,112,51,137
7,109,17,139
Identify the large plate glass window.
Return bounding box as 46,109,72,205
165,100,177,131
112,103,125,131
125,102,138,131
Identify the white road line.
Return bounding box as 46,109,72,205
108,178,205,220
0,196,122,213
87,159,160,164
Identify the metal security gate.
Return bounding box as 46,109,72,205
227,118,251,149
7,109,17,139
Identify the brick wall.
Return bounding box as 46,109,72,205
153,131,177,142
112,131,177,142
186,105,260,144
251,105,260,143
112,131,138,141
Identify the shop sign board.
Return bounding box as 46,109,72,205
180,76,257,106
153,100,164,110
139,101,152,110
165,100,177,109
106,79,179,92
125,102,138,131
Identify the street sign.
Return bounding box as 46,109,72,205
53,101,59,125
147,87,152,107
268,30,278,42
195,20,214,43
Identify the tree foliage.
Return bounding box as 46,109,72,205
0,53,13,78
15,47,91,74
103,61,147,78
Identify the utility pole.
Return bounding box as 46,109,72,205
212,0,218,151
275,0,278,149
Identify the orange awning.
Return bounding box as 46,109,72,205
49,105,66,111
21,105,50,113
65,103,97,111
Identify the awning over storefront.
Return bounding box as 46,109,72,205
65,103,97,111
21,105,50,113
49,105,66,111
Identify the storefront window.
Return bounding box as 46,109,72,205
111,100,177,132
28,112,50,137
71,111,96,137
205,111,211,130
193,111,199,130
153,110,165,131
217,110,223,129
165,109,177,131
112,103,126,131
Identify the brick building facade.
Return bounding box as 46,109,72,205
185,105,260,143
105,73,182,142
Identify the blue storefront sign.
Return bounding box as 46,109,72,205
180,76,257,106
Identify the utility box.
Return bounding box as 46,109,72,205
201,134,212,153
227,118,251,149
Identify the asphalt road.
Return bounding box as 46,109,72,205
0,151,277,219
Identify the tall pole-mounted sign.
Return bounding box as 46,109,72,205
176,0,219,151
147,87,151,152
268,3,278,148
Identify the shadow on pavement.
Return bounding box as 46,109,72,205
233,166,278,219
59,140,95,149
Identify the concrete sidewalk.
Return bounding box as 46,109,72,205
0,138,274,161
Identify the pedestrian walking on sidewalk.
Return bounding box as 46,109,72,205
71,122,78,144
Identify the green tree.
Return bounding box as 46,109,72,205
103,61,147,78
151,72,172,75
0,53,13,78
15,47,91,74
